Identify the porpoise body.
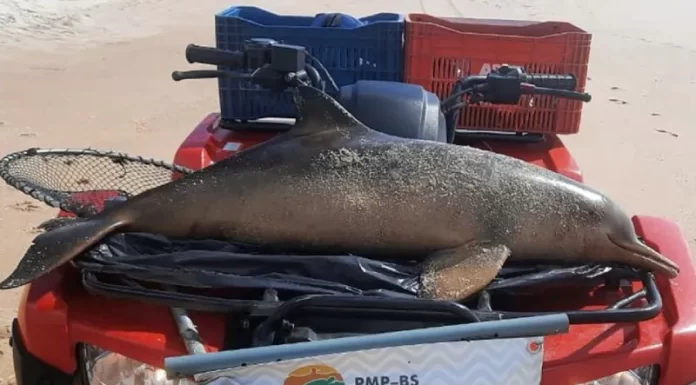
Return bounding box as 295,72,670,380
0,86,679,300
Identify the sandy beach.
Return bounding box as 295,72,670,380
0,0,694,380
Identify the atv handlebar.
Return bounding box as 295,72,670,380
184,44,245,68
172,41,592,143
520,73,577,91
171,39,338,93
440,64,592,142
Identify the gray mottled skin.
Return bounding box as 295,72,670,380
0,86,680,300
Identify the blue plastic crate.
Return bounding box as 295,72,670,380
215,6,405,121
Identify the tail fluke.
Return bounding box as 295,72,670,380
609,234,680,278
0,215,124,289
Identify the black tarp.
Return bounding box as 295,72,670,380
78,232,421,298
75,232,624,301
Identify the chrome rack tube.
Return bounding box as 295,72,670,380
165,313,569,379
165,285,207,356
171,306,207,355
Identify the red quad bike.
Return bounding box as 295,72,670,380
4,40,696,385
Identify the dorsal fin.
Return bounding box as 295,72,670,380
290,85,370,136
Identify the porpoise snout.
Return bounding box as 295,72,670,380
597,200,680,278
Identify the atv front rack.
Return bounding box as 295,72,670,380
80,259,662,349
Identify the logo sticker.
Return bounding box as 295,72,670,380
284,365,345,385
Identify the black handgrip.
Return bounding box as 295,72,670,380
185,44,245,68
521,74,577,91
525,87,592,102
171,70,221,81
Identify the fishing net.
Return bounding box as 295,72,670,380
0,148,194,218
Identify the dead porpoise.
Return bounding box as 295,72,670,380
0,85,680,300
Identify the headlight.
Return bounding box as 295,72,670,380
577,366,659,385
80,344,197,385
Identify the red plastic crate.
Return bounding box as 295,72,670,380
404,14,592,135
